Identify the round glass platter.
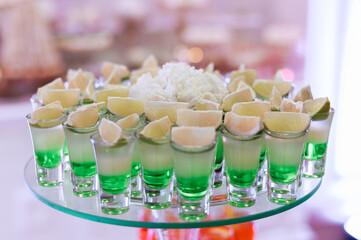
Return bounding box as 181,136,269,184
24,158,321,229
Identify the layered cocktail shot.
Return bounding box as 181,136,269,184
27,101,67,187
171,127,217,221
63,104,100,197
302,98,334,178
91,119,135,214
257,138,267,191
264,112,311,204
138,117,173,209
222,112,264,207
108,97,146,198
231,101,271,192
176,109,223,191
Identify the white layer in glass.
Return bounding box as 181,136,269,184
29,125,65,152
223,135,263,171
173,147,215,179
63,128,96,163
132,139,141,165
307,122,330,143
266,135,305,168
138,137,173,172
306,109,334,144
93,141,134,176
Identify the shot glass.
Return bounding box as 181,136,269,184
172,140,217,221
104,113,146,198
138,134,174,209
222,128,263,207
26,113,67,187
129,118,146,198
256,137,267,191
130,139,142,198
63,140,70,173
63,122,99,197
213,131,224,188
91,132,135,214
303,108,334,178
265,128,308,204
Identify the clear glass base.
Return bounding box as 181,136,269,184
36,163,63,187
298,166,303,187
62,155,71,173
227,183,256,208
177,191,210,221
100,189,129,215
25,158,323,228
213,163,224,188
172,175,178,202
71,173,98,197
268,177,298,205
257,162,267,192
303,158,325,178
131,174,142,198
142,182,173,210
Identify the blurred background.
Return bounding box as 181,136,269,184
0,0,359,239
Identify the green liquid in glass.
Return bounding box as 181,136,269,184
143,169,173,190
177,175,210,201
99,173,130,195
269,164,299,184
215,134,224,169
71,161,97,178
35,148,63,168
227,168,258,188
304,142,327,160
259,150,266,169
63,140,68,156
131,162,141,178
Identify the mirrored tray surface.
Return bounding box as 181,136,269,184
24,158,321,229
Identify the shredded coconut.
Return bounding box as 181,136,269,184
129,62,228,104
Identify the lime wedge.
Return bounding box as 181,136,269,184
294,85,313,102
224,112,262,136
140,116,171,139
99,118,124,144
231,101,271,120
269,87,282,111
176,109,223,128
67,104,98,128
252,79,292,99
171,126,215,147
304,97,330,120
264,112,311,133
222,87,254,112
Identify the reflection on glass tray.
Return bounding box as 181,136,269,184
25,158,321,228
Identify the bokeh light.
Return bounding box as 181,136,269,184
187,47,204,63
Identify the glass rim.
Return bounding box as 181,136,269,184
26,113,68,127
221,126,264,141
311,107,335,121
90,131,135,147
171,139,217,153
138,133,170,145
62,120,100,133
264,127,307,139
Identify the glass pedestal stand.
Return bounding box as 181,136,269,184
25,158,321,238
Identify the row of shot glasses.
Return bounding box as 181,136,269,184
27,104,334,220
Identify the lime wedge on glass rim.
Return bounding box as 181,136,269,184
263,112,311,133
252,79,292,99
303,97,330,120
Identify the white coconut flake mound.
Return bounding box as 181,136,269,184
129,62,228,103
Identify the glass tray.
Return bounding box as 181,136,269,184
24,158,321,229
